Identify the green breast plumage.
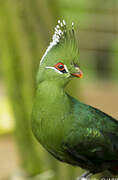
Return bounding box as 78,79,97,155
32,80,118,172
32,81,75,160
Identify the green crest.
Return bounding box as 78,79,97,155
40,20,80,67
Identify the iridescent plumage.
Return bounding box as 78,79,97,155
32,20,118,179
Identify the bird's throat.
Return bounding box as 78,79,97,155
32,80,73,151
37,81,70,107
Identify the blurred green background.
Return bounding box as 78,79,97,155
0,0,118,180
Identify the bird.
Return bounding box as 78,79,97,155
32,20,118,180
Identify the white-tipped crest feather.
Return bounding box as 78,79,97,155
40,20,68,65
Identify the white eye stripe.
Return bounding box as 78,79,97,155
64,65,69,73
45,65,70,75
45,66,63,74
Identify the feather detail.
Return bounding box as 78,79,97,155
40,20,77,65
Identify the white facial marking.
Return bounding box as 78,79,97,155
64,65,69,73
64,65,70,78
45,65,70,78
45,66,63,74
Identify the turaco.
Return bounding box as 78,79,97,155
32,20,118,180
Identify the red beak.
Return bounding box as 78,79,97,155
71,71,83,78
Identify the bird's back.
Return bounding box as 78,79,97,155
63,96,118,173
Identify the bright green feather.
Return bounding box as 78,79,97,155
32,20,118,176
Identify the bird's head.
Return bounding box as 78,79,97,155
37,20,83,87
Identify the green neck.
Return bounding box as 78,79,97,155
37,80,70,106
37,80,73,120
33,80,74,151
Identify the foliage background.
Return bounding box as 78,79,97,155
0,0,118,180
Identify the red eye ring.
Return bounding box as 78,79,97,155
55,62,65,71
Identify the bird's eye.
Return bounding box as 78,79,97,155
58,64,64,69
55,62,68,74
55,62,65,71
